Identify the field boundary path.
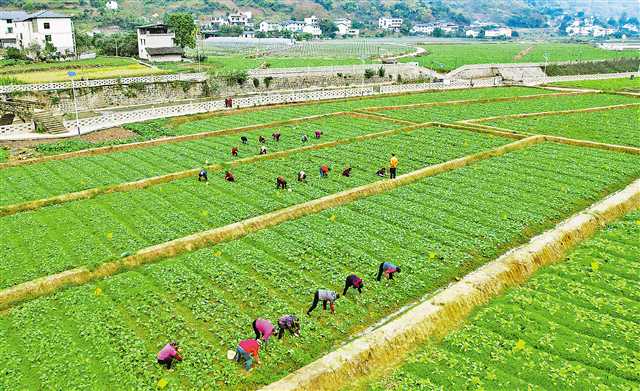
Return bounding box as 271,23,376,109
261,178,640,391
0,136,542,311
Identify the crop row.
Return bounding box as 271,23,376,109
0,114,402,206
0,142,638,390
157,86,552,135
485,106,640,147
0,126,512,289
374,93,638,124
370,210,640,391
550,76,640,92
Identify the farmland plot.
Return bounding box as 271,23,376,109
0,143,638,390
369,210,640,391
0,126,511,289
372,93,639,124
161,87,553,135
0,115,402,206
550,77,640,92
485,106,640,147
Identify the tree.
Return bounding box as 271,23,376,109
94,32,138,57
319,19,337,38
74,28,94,54
42,41,58,60
432,28,444,37
165,13,196,49
5,47,25,60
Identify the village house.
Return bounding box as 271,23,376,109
378,17,403,31
0,11,27,48
259,21,282,33
11,10,75,54
137,24,183,62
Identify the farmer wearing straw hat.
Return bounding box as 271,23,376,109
259,135,266,144
272,131,281,142
307,289,339,315
260,145,267,155
277,315,301,339
252,318,275,344
234,339,261,371
157,341,182,369
377,261,401,281
343,274,364,295
298,170,307,182
301,134,309,143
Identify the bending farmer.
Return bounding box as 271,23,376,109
343,274,364,295
252,318,274,344
157,341,182,369
277,315,301,339
377,261,401,281
307,289,339,315
198,169,208,182
276,176,287,189
234,339,261,371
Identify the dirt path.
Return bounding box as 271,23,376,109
513,45,535,61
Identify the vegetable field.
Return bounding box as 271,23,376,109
485,106,640,147
369,210,640,391
550,77,640,92
0,84,638,390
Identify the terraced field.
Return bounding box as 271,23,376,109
550,77,640,92
369,210,640,391
1,84,638,390
484,106,640,147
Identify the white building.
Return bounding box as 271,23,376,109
137,24,183,62
303,24,322,37
283,20,306,33
336,19,359,37
259,21,282,33
13,11,75,54
105,0,118,11
0,11,27,48
228,13,250,26
378,17,403,31
485,27,512,38
304,16,319,26
411,24,435,35
465,29,480,38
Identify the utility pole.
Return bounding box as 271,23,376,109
68,71,80,135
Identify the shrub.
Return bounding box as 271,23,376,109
263,76,273,88
253,78,260,88
364,68,375,79
378,66,386,78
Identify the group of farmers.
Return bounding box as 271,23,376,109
197,130,401,186
156,130,404,372
157,262,401,371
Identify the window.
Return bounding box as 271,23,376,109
45,35,52,42
6,19,12,23
7,27,12,34
44,22,50,29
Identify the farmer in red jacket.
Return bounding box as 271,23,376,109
234,339,261,371
377,261,401,281
252,318,275,344
231,146,239,157
157,341,182,369
343,274,364,295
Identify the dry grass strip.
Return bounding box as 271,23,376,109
261,178,640,391
460,102,640,124
0,136,542,311
455,122,640,155
359,91,588,112
0,112,344,169
538,85,602,93
0,123,429,217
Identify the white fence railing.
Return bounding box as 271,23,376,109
247,63,440,78
0,73,207,94
524,71,639,86
0,121,35,135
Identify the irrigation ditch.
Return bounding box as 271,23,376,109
0,135,542,311
261,178,640,391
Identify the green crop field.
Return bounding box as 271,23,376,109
550,77,640,92
373,93,638,123
485,106,640,147
369,210,640,391
0,141,638,389
1,84,639,390
403,43,640,72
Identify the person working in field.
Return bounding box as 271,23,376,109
301,134,309,143
319,164,330,177
272,131,281,142
259,135,266,144
277,315,301,339
342,166,352,177
389,154,399,179
314,130,322,139
252,318,275,344
376,167,386,177
298,170,307,182
231,146,239,157
260,145,267,155
157,341,182,370
241,136,248,144
234,339,261,371
225,171,235,182
307,289,339,315
377,261,401,281
276,176,287,189
343,274,364,295
198,169,208,182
